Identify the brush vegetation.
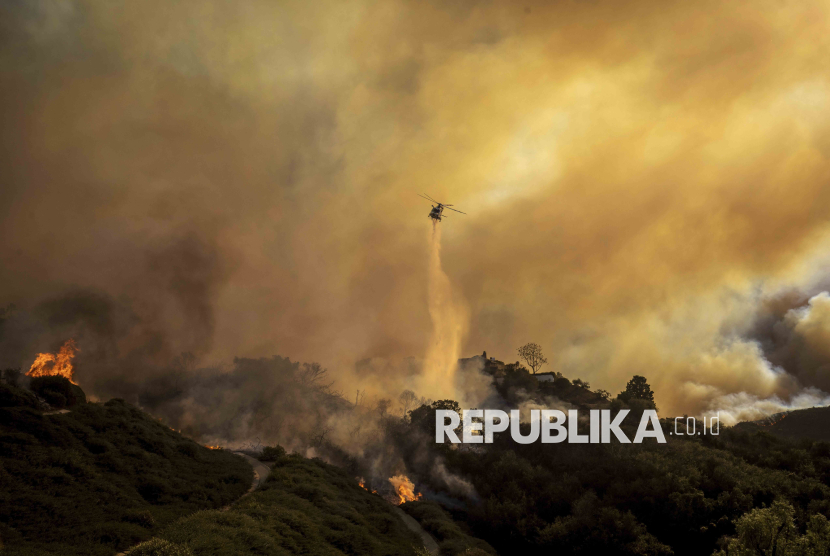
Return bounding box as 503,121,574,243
0,378,252,556
400,500,496,556
126,453,427,556
396,364,830,556
733,406,830,442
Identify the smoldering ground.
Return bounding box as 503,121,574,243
4,1,830,433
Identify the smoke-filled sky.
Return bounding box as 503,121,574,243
3,0,830,420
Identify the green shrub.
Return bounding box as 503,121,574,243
258,445,286,461
401,501,496,556
122,509,156,529
0,381,40,409
155,455,426,556
176,442,198,458
93,521,149,549
553,377,571,389
0,382,251,556
29,376,86,408
125,538,194,556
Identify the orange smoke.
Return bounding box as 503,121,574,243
388,475,422,505
27,339,78,384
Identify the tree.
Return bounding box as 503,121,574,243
299,362,330,387
619,376,654,404
553,377,571,389
409,399,462,438
259,445,286,461
714,501,830,556
354,389,366,406
517,343,548,375
399,389,418,418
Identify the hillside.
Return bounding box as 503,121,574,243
0,379,252,556
389,364,830,556
0,377,494,556
126,453,444,556
733,406,830,442
9,359,830,556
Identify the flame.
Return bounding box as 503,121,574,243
356,477,378,494
388,475,422,505
27,340,78,384
204,445,223,450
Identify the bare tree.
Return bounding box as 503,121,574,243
299,362,329,385
517,342,548,374
310,426,331,447
399,389,418,418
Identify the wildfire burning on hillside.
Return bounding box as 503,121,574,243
26,340,78,385
388,475,422,505
357,477,378,494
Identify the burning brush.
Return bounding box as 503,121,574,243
357,477,378,494
26,339,79,384
388,475,422,505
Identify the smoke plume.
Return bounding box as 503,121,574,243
3,0,830,427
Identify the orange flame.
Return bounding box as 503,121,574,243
356,477,378,494
204,445,222,450
27,340,78,384
388,475,422,505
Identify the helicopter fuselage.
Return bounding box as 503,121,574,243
429,204,444,221
419,194,464,221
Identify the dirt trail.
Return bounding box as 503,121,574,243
230,454,439,554
117,452,270,555
117,453,438,555
232,453,272,493
231,454,439,554
393,506,440,555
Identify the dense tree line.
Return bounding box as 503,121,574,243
390,364,830,555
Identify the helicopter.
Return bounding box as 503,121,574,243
418,193,466,222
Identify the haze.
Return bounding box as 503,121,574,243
3,0,830,421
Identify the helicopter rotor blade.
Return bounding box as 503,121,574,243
417,194,436,203
446,207,466,214
423,193,442,204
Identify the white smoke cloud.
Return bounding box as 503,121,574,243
705,388,830,426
